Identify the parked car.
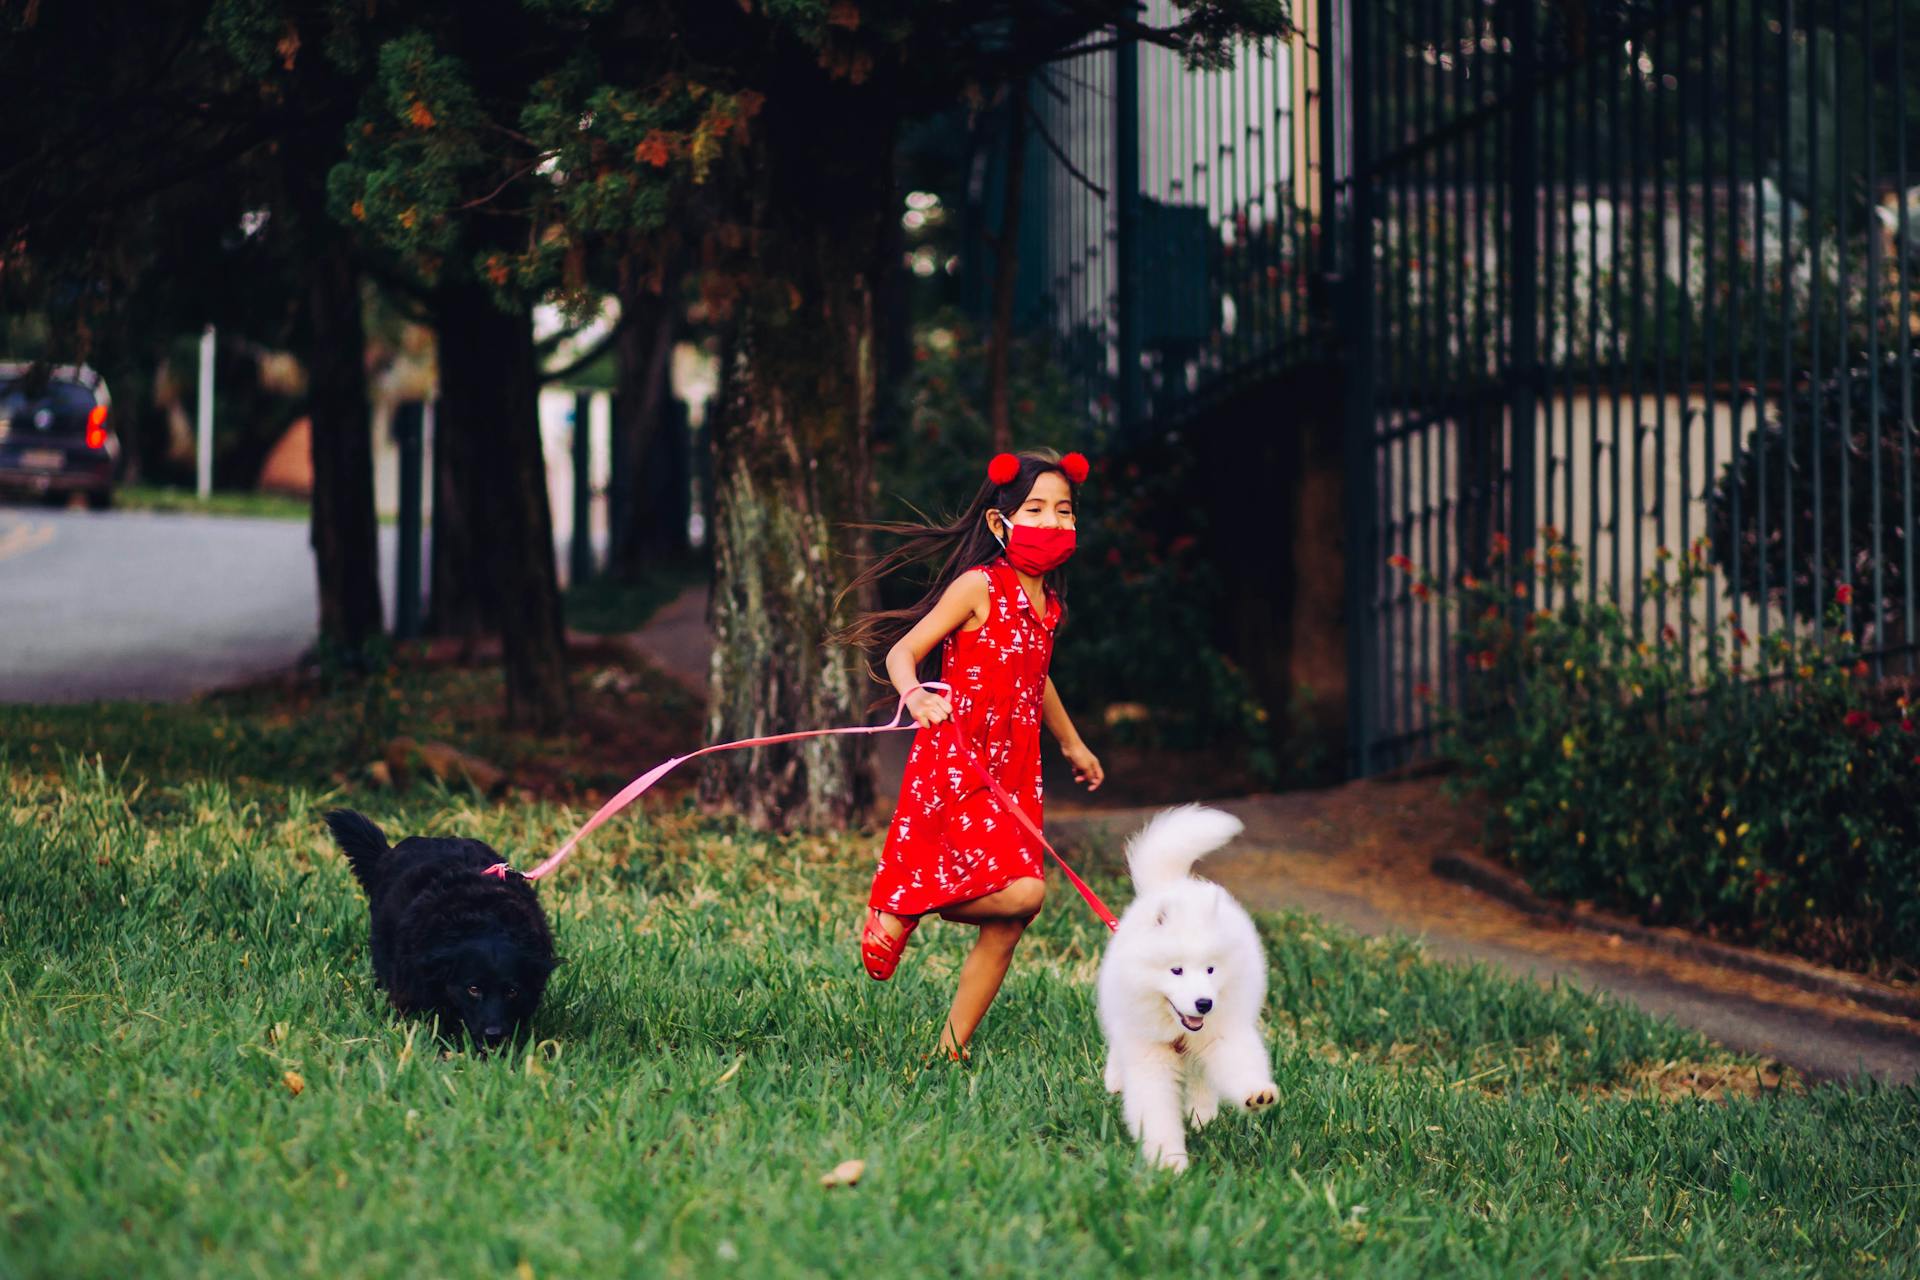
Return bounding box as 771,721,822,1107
0,362,118,509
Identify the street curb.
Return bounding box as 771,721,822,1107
1432,849,1920,1024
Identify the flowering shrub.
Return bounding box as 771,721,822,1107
1401,533,1920,976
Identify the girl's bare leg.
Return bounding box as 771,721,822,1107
934,877,1046,1056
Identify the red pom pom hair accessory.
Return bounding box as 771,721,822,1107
988,453,1020,486
1060,452,1090,484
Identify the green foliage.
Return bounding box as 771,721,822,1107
1706,346,1918,637
1412,534,1920,975
6,724,1919,1275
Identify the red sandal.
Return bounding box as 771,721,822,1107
861,908,919,981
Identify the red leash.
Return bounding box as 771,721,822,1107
482,681,1119,931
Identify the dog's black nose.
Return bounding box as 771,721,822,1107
1194,998,1213,1014
483,1025,506,1044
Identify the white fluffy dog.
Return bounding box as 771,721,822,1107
1097,805,1277,1171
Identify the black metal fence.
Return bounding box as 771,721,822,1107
1343,0,1920,771
1006,1,1920,774
1015,0,1333,432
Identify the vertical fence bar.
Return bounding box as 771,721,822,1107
1561,28,1579,609
1900,0,1917,673
1652,11,1670,642
1333,0,1378,773
1867,0,1886,675
1835,0,1850,640
1808,1,1826,642
1606,16,1625,609
1776,1,1795,647
1726,0,1745,651
1630,20,1648,632
1116,35,1143,435
1507,0,1539,591
1751,0,1771,651
1678,2,1696,656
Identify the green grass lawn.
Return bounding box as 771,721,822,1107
113,484,315,521
3,711,1917,1276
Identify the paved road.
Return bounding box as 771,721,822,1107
0,505,398,702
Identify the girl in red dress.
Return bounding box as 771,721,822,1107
839,448,1105,1059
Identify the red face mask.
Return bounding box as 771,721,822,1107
1000,523,1077,575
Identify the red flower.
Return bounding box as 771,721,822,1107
1903,719,1915,734
1490,531,1511,558
1836,583,1855,606
1733,628,1750,649
1844,709,1881,736
1461,572,1481,590
1661,624,1678,644
1854,660,1872,679
1388,553,1415,574
1414,682,1435,702
1167,534,1198,557
1513,582,1530,600
1411,582,1433,602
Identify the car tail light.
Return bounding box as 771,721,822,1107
86,405,107,450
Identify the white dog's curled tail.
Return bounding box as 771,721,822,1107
1125,805,1245,893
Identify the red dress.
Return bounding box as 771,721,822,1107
868,558,1060,915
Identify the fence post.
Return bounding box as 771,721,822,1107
1115,36,1143,436
1328,0,1377,777
570,389,593,588
393,399,424,640
1504,0,1540,576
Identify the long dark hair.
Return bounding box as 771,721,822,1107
834,448,1076,663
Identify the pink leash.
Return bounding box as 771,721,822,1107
481,681,1119,930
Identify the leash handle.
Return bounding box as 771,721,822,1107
486,679,1120,933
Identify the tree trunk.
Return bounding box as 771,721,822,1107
427,385,492,642
305,236,383,662
607,269,684,578
435,283,570,728
986,77,1029,453
698,75,894,830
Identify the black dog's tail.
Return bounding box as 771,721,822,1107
324,809,391,896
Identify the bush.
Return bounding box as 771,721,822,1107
1706,348,1917,641
1403,533,1920,975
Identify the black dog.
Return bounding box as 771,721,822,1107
324,810,557,1050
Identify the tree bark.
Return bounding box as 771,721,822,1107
607,268,684,578
305,235,383,661
435,282,570,728
698,72,895,830
986,77,1029,453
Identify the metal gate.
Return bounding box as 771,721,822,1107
1339,0,1920,772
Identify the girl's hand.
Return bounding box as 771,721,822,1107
905,687,954,729
1063,740,1105,791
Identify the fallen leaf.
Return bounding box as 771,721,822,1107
713,1057,743,1086
819,1158,865,1188
282,1071,305,1096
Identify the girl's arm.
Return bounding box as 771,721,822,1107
885,572,990,728
1043,677,1105,791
